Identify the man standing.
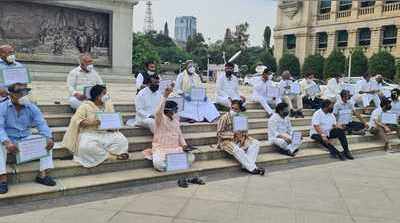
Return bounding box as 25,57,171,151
355,72,380,109
278,71,304,118
216,63,246,108
0,83,56,194
136,61,158,94
323,73,344,102
67,54,104,109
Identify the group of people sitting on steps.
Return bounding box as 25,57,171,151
0,45,398,194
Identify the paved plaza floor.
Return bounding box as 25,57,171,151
1,153,400,223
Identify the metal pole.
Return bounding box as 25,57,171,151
207,54,210,83
348,51,352,83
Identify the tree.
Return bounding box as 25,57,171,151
368,50,396,79
396,60,400,82
323,49,346,79
278,53,300,77
259,50,277,72
349,48,368,77
302,54,325,79
163,22,169,37
186,33,206,53
132,33,160,74
263,26,272,49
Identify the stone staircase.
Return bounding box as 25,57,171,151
0,102,397,205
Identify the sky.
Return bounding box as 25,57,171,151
133,0,278,46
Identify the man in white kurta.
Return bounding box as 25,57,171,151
355,73,380,108
216,63,246,108
135,76,162,133
278,71,304,118
268,102,301,156
299,73,322,109
136,61,157,94
251,67,281,117
323,74,344,102
175,62,219,122
67,54,104,109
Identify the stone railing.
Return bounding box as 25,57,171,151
381,44,396,52
383,2,400,12
284,48,296,55
317,13,330,21
358,6,374,15
337,10,351,18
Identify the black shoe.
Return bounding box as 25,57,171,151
187,176,206,185
250,167,266,176
337,152,346,161
35,176,56,187
297,111,304,118
177,177,189,188
290,110,296,117
0,181,8,194
344,151,354,160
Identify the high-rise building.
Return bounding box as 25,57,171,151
274,0,400,65
175,16,197,42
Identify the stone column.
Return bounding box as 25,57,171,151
331,0,338,21
348,29,358,49
273,35,285,62
351,0,359,19
296,32,309,65
370,27,382,53
374,0,383,17
326,31,337,56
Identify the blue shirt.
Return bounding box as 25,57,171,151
0,100,52,143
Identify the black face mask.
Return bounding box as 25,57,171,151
226,71,233,77
327,107,334,113
384,105,392,111
391,94,398,100
281,110,289,117
149,84,159,92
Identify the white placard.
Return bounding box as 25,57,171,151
168,96,184,112
96,112,123,130
291,131,302,145
306,84,320,96
159,80,172,93
381,112,398,125
16,136,48,164
190,87,206,101
362,95,372,107
233,116,248,132
343,84,356,96
83,86,93,99
338,109,352,124
290,83,301,95
383,89,391,98
166,152,189,171
267,86,280,98
1,67,30,86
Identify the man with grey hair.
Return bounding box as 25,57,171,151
278,70,304,118
67,53,104,109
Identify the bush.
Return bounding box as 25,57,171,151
278,53,300,77
259,50,277,72
323,49,346,79
350,48,368,77
302,54,325,79
368,51,396,79
396,60,400,82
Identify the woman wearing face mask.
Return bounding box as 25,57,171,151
143,87,195,172
268,102,301,157
369,98,400,151
62,85,129,168
217,100,265,175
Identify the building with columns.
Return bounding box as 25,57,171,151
274,0,400,66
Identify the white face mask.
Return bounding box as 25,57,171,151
6,54,16,64
147,70,155,75
18,95,30,105
188,66,195,74
86,64,94,72
101,94,110,103
230,110,238,116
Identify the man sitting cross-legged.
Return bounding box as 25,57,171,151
0,83,56,194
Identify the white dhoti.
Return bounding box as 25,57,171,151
355,94,380,108
232,141,260,172
282,95,303,111
152,151,195,172
180,99,220,122
216,95,240,108
253,95,281,115
69,96,83,109
75,131,129,168
135,118,155,133
0,135,54,175
271,138,300,154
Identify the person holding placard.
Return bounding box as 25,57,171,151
268,102,301,157
278,71,304,118
216,100,265,175
136,61,158,94
216,62,246,108
333,90,369,135
310,99,354,161
251,67,281,117
142,87,195,172
135,75,162,133
0,83,56,194
62,85,129,168
175,61,219,122
369,98,400,151
67,54,104,109
390,89,400,116
354,72,380,109
323,73,344,103
373,74,386,98
300,73,322,109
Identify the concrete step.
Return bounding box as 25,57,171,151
8,134,387,185
1,139,398,205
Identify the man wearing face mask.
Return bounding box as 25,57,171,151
216,62,246,108
310,99,354,161
175,60,219,122
369,98,400,151
299,73,322,109
390,89,400,115
279,70,304,118
143,87,195,172
135,75,162,133
0,83,56,193
136,61,158,94
67,53,104,109
216,100,265,175
251,67,281,118
268,102,301,157
323,73,344,102
354,72,380,109
62,85,129,168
